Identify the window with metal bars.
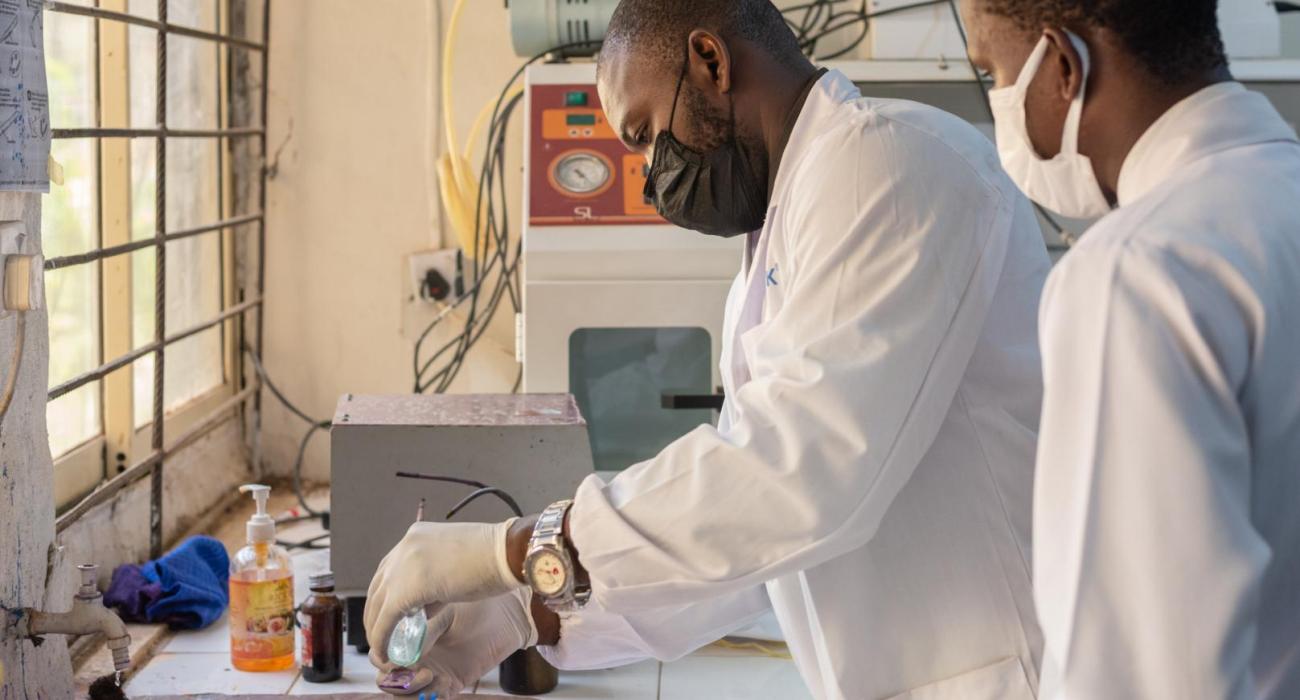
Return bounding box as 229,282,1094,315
42,0,269,559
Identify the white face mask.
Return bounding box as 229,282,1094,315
989,32,1112,219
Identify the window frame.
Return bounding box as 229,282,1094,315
44,0,269,558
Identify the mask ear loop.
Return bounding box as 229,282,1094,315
645,48,691,200
666,48,690,136
1059,31,1091,156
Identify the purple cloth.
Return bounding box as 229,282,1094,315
104,564,163,622
105,535,230,630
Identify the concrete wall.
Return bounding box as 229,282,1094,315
0,192,75,699
261,0,523,483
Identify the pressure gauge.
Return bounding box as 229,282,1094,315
552,152,611,196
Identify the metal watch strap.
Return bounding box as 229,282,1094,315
528,500,591,611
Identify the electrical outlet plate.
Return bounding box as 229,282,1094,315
408,249,460,304
2,254,43,311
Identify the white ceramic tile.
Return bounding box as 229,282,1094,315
659,654,811,700
163,612,233,653
123,652,298,695
475,660,659,700
289,648,383,694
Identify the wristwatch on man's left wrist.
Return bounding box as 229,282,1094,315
523,500,591,612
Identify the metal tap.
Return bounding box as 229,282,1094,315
14,564,131,674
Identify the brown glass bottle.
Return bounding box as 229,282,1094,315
299,572,344,683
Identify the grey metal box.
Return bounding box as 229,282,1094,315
329,394,593,597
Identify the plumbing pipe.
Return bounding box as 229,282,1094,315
13,564,131,674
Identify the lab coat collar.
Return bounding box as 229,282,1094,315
1116,81,1299,205
769,69,862,205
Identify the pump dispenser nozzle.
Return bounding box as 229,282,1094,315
240,484,276,544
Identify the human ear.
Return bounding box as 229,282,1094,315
1042,26,1085,103
688,29,732,94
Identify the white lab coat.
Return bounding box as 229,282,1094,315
1035,82,1300,700
538,71,1052,700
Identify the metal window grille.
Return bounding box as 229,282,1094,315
45,0,271,558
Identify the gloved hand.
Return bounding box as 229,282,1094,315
372,588,538,698
366,519,523,664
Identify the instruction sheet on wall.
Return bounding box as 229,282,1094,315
0,0,48,191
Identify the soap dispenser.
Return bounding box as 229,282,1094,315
229,484,296,672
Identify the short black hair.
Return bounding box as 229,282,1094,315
600,0,805,74
981,0,1227,86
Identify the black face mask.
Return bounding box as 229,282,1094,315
642,61,768,238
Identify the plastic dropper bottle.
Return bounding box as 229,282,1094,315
388,499,428,669
229,484,296,672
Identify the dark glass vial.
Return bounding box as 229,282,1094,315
499,647,559,695
300,572,344,683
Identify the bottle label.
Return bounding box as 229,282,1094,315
230,576,295,661
300,614,313,666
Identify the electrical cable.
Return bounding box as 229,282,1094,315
0,313,26,428
395,472,491,490
291,423,326,517
415,92,523,390
413,40,602,394
277,532,330,551
243,344,330,521
798,0,951,57
1276,1,1300,12
244,346,331,429
445,486,524,520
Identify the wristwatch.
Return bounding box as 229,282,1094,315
523,500,591,612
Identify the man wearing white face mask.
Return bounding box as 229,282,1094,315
961,0,1300,698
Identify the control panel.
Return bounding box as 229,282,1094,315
528,84,663,227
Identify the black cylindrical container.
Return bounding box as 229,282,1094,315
300,572,344,683
498,647,559,695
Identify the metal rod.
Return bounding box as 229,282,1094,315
44,213,264,271
55,386,258,532
150,0,169,560
253,0,272,473
52,126,264,139
45,1,266,51
48,293,260,398
56,452,161,529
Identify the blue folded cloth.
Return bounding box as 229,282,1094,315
105,535,230,630
104,564,162,622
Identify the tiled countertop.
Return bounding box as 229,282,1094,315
125,520,810,700
127,616,809,699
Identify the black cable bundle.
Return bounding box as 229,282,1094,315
411,41,602,395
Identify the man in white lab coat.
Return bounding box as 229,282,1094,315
364,1,1052,698
959,0,1300,697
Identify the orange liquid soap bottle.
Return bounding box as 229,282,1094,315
229,484,296,672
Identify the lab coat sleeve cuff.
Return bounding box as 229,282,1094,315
537,600,658,671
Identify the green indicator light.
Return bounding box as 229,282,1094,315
566,114,597,126
565,91,589,106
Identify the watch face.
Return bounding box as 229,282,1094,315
528,551,568,597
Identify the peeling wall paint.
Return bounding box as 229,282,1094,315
0,192,75,699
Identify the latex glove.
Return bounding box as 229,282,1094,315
372,588,538,698
366,519,523,663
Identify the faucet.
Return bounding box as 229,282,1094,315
13,564,131,675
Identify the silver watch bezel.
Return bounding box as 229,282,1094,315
524,500,591,612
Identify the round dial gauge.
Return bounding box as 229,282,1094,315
553,152,611,195
528,551,569,597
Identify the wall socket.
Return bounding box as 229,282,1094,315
1,254,44,311
0,224,41,313
408,249,461,304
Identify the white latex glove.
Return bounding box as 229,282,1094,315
371,588,538,698
365,519,523,663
